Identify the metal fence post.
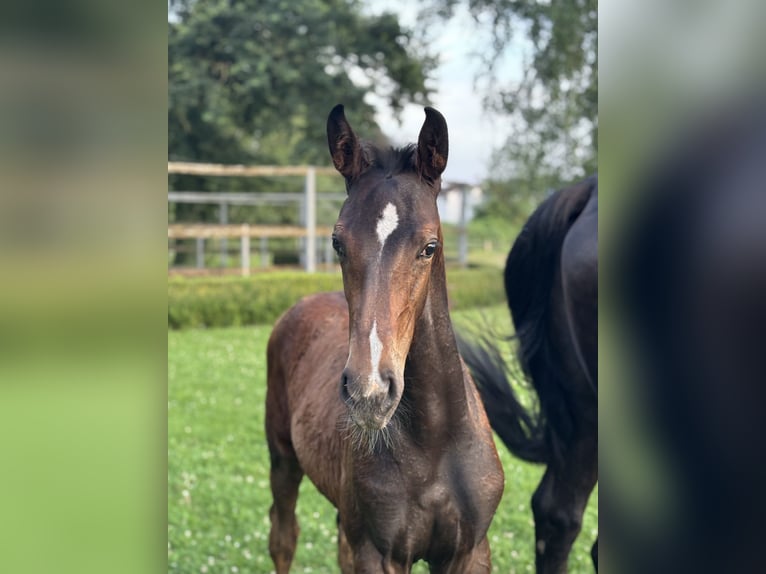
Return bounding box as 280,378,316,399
458,185,469,268
260,236,268,268
324,235,333,266
241,225,250,277
220,201,228,268
305,167,317,272
196,237,205,269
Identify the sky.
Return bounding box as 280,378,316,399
364,0,525,185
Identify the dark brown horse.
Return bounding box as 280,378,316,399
614,103,766,573
265,105,504,572
459,176,598,574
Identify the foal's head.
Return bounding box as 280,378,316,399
327,104,449,444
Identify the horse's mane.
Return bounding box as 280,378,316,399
364,143,417,175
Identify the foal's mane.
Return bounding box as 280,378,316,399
364,143,417,176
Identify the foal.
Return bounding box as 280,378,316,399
265,105,504,572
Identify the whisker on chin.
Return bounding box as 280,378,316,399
337,413,385,455
336,398,411,455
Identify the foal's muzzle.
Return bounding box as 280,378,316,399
340,367,400,430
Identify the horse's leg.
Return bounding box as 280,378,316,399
266,335,304,573
267,449,304,573
591,537,598,571
429,536,492,574
337,513,354,574
531,438,597,574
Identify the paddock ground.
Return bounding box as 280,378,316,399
168,305,598,573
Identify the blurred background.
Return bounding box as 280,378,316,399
3,0,766,573
166,3,598,573
166,0,596,280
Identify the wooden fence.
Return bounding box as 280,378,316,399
168,162,474,275
168,162,342,274
168,223,334,276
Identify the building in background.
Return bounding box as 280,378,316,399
437,182,483,225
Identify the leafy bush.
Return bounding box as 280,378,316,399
168,267,506,329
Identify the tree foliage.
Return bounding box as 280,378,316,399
169,0,433,169
429,0,597,221
168,0,434,266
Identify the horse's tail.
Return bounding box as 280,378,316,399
504,175,597,463
461,175,597,465
506,176,596,361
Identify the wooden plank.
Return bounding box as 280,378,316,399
168,162,337,177
167,224,334,239
168,192,346,204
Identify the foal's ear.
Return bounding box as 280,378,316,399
416,107,449,188
327,104,367,183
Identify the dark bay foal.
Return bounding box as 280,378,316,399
265,105,504,572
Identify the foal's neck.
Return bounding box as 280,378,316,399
403,256,469,439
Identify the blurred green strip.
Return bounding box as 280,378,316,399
168,266,506,329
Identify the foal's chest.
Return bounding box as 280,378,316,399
346,452,498,561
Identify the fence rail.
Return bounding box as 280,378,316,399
168,224,335,276
168,224,333,239
168,162,474,275
168,162,337,177
169,163,339,273
168,191,346,205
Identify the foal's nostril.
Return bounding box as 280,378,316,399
382,370,398,402
340,370,352,403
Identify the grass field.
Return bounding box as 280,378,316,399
168,304,598,573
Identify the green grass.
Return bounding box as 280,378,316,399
168,305,598,572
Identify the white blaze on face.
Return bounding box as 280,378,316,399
375,202,399,251
366,320,384,394
358,202,398,394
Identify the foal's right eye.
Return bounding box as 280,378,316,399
419,241,438,259
332,235,345,257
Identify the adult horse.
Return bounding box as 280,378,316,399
614,103,766,573
459,176,598,574
265,105,504,573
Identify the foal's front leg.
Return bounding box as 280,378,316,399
348,539,411,574
429,537,492,574
337,514,354,574
267,453,304,574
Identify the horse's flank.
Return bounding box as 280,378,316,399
459,175,598,574
266,291,349,503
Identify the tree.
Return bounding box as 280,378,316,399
428,0,596,218
168,0,435,263
169,0,434,170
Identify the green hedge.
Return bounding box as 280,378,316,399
168,267,505,329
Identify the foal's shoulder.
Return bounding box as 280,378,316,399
273,291,347,330
292,291,347,315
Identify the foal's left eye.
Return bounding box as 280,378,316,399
419,242,438,259
332,235,345,257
